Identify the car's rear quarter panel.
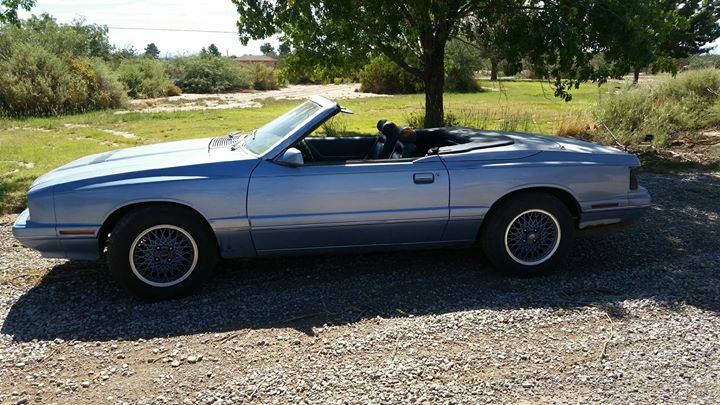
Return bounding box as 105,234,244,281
441,150,634,241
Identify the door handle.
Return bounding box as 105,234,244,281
413,173,435,184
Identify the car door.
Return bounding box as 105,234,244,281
247,156,450,254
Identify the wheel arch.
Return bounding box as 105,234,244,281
477,186,581,241
98,201,219,256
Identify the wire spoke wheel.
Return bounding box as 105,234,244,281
129,225,199,287
504,209,561,266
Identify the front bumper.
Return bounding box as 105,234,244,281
12,209,100,260
578,186,652,229
12,209,65,258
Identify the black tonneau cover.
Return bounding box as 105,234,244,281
423,127,515,155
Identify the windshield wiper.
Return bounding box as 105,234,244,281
231,130,256,152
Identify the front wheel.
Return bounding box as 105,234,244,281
481,193,575,277
106,206,218,299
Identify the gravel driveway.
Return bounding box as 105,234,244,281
1,171,719,404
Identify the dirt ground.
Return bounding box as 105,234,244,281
124,84,386,114
1,170,719,404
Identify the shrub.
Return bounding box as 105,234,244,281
444,40,482,92
0,43,125,117
251,63,278,90
0,14,125,117
445,63,480,92
117,58,181,99
555,113,595,141
0,14,113,60
594,69,720,146
359,55,422,94
406,108,537,132
279,51,361,84
68,58,127,111
656,68,720,103
170,56,253,93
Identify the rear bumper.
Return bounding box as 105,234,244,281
12,209,99,260
578,186,651,229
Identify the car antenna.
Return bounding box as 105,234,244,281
591,111,626,151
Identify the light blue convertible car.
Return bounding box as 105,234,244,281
13,96,651,299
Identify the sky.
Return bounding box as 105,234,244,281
18,0,280,57
17,1,720,56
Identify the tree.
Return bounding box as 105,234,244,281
596,0,720,83
260,42,277,57
468,7,528,81
233,0,492,127
207,43,221,57
232,0,709,126
0,0,34,25
1,14,113,60
278,41,291,58
144,42,160,58
118,45,136,59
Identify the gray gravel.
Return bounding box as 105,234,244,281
1,171,719,404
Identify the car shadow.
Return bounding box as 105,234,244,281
3,172,719,342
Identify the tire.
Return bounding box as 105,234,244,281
106,206,218,299
480,192,575,277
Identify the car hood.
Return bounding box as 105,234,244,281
31,137,258,191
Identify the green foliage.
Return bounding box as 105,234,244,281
444,40,482,92
0,43,125,117
169,56,253,93
0,14,112,60
232,0,720,127
251,63,278,90
117,58,180,99
278,42,291,58
594,69,720,146
233,0,477,126
594,0,720,82
144,42,160,59
359,55,422,94
681,54,720,70
204,43,221,57
406,107,537,132
0,15,124,117
260,42,277,58
278,47,361,84
0,0,34,24
116,45,137,59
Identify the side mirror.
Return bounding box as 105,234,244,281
275,147,304,167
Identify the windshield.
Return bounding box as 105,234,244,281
244,101,322,155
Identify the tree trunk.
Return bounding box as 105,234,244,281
633,67,641,84
423,61,445,128
490,58,499,81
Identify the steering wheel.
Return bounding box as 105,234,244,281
295,139,315,162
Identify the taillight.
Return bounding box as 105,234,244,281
629,167,639,190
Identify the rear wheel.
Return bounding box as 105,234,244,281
481,193,574,276
106,206,218,299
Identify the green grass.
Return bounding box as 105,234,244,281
0,80,620,214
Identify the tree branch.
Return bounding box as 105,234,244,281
373,41,423,78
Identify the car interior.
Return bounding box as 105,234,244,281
293,120,501,164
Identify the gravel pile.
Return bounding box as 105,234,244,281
1,171,719,403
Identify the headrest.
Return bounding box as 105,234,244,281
376,119,388,132
397,126,417,143
381,121,399,139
